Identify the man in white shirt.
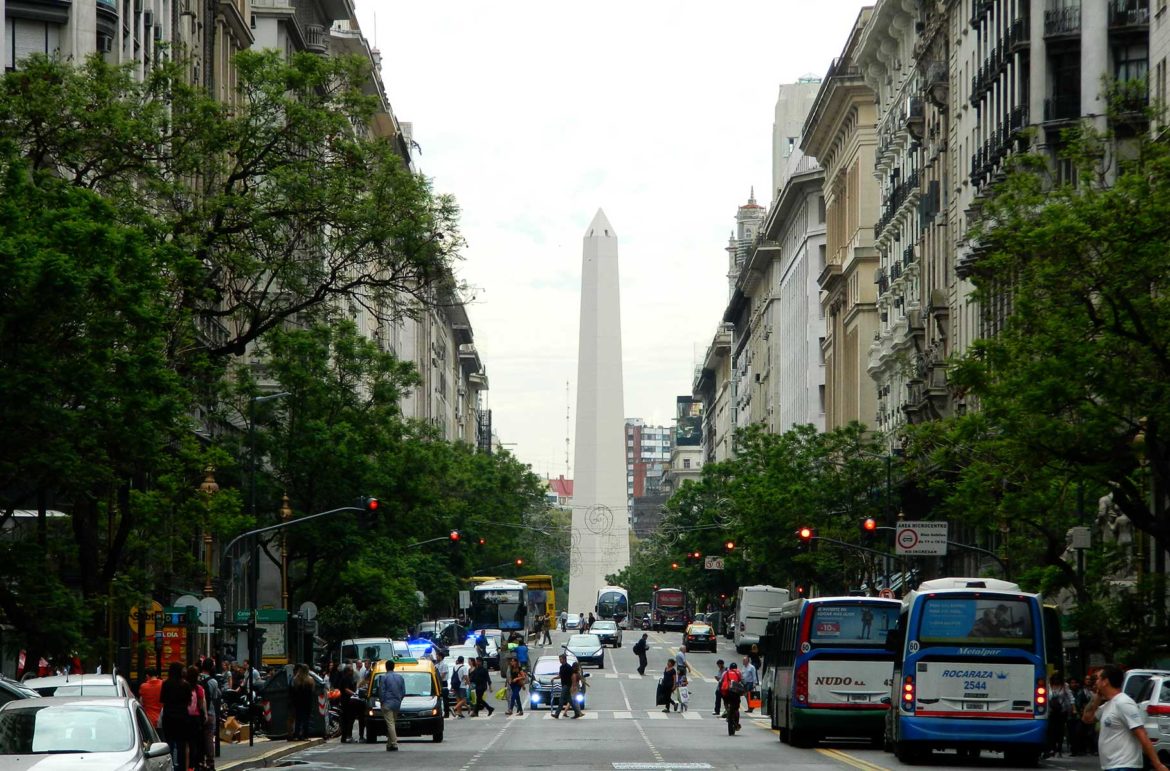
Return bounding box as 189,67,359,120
740,655,759,713
434,652,452,717
1082,664,1168,771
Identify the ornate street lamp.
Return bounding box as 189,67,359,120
199,467,220,597
280,493,293,610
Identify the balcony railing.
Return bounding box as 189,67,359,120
304,23,327,53
1109,0,1150,28
1007,17,1030,51
1044,4,1081,36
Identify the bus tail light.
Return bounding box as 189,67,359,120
795,663,808,704
1035,679,1048,715
1147,704,1170,716
901,675,915,711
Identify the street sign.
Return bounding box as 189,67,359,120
896,521,948,556
703,556,724,571
878,588,895,599
458,590,471,610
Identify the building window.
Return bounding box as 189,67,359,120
683,458,691,469
817,196,826,223
1115,42,1149,83
786,136,797,157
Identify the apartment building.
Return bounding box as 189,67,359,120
801,9,882,432
625,419,671,505
693,324,735,463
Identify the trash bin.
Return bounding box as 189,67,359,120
257,667,290,738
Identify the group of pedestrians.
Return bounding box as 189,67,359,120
138,660,221,771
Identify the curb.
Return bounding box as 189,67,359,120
218,737,326,771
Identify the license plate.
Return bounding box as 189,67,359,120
964,702,986,710
848,694,870,702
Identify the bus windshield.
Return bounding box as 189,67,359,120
917,596,1035,646
598,591,628,618
471,588,526,630
809,602,898,647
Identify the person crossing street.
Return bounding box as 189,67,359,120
551,654,581,719
633,633,649,676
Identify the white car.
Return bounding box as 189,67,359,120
565,616,582,630
1136,673,1170,765
0,696,171,769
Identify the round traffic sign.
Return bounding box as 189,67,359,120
897,528,919,549
879,588,895,599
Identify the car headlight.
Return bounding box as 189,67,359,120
430,708,439,716
531,693,541,703
575,693,585,703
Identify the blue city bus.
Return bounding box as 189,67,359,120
761,596,900,747
884,577,1050,766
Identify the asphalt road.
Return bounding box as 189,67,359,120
270,628,1104,771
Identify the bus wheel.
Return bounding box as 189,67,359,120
1004,749,1040,767
789,728,814,748
895,740,920,765
869,732,883,749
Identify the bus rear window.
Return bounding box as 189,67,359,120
810,603,897,646
918,597,1034,645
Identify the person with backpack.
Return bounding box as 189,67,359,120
719,661,743,734
1047,673,1073,757
633,633,649,676
451,656,469,718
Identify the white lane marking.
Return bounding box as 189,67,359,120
627,673,642,680
645,711,669,720
682,710,702,720
541,711,597,719
632,718,665,763
604,673,618,678
618,677,634,711
457,713,514,771
614,710,633,719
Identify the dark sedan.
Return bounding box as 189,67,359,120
683,623,717,652
563,634,605,668
528,655,585,710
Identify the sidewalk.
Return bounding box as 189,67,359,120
217,736,326,771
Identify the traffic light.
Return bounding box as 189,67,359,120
478,537,486,546
796,526,815,551
515,558,524,567
861,517,877,545
449,530,462,543
364,496,379,512
796,584,806,597
671,562,679,570
724,540,735,551
652,584,659,591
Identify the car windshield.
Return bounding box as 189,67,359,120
593,622,617,631
0,704,134,754
533,659,561,676
568,635,601,648
373,672,433,697
689,625,712,634
447,646,477,662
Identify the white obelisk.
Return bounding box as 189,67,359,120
568,209,631,616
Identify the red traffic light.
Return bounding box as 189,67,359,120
797,526,814,540
796,585,806,596
515,558,523,566
671,562,679,569
478,537,486,545
724,541,735,551
449,530,461,542
862,517,877,532
364,497,379,511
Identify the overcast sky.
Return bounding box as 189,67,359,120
355,1,870,480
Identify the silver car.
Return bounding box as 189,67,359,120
20,673,134,699
590,620,623,648
0,696,171,770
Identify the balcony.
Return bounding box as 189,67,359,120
1044,3,1081,37
875,267,889,295
1007,17,1030,51
1109,0,1150,28
1044,93,1081,122
903,245,915,267
303,23,327,53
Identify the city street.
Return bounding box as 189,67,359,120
270,630,1106,771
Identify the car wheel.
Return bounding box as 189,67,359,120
432,731,443,743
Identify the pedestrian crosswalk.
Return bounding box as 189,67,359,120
485,710,721,721
601,673,717,683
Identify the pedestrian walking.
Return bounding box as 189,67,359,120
586,612,596,632
184,665,208,771
289,664,316,741
719,662,744,734
139,668,163,728
378,659,406,752
740,655,759,713
1081,663,1168,771
451,656,469,718
675,645,688,681
515,638,529,671
677,666,690,712
470,658,495,717
1070,676,1090,755
434,652,451,718
1047,673,1072,757
337,663,359,742
198,659,220,768
633,633,649,676
507,664,527,716
551,653,581,719
577,613,586,631
559,611,567,632
713,660,726,716
159,662,192,771
656,659,678,713
571,661,587,711
541,615,553,645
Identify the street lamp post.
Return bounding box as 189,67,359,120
247,392,289,615
279,493,292,610
199,467,220,598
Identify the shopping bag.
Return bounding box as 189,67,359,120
747,696,762,710
494,686,507,701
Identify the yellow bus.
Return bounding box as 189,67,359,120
517,574,556,622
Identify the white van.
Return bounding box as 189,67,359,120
733,585,790,653
338,637,403,664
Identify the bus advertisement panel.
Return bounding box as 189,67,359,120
886,578,1049,765
762,597,899,747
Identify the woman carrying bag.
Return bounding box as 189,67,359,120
506,666,527,716
655,659,677,714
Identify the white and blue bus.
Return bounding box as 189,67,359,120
469,579,530,635
596,586,629,627
761,596,900,747
884,577,1052,766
